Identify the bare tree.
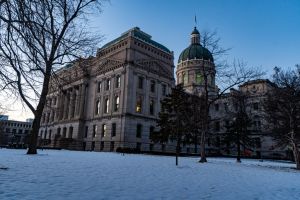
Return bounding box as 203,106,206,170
0,0,105,154
264,66,300,169
197,30,264,162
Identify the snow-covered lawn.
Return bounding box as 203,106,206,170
0,149,300,200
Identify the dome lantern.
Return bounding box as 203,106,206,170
191,27,200,44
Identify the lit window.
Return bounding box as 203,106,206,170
114,96,119,112
136,96,142,113
116,76,121,88
104,98,109,113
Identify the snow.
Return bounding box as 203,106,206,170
0,149,300,200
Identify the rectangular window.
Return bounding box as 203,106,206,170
116,76,121,88
215,121,220,132
150,144,154,151
101,124,106,137
62,127,67,138
138,76,144,89
104,98,109,113
84,126,88,138
136,124,142,138
215,104,219,111
91,141,95,151
136,96,142,113
100,141,104,151
49,130,52,140
69,127,73,138
149,99,155,115
114,96,119,112
149,126,154,139
97,82,102,93
106,79,110,90
110,141,114,152
161,144,166,152
95,100,101,115
111,123,116,137
162,84,167,96
253,102,259,110
136,142,141,151
57,127,61,136
93,125,97,138
224,103,228,112
255,138,261,148
150,80,155,93
196,72,203,84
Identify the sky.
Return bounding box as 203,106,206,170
4,0,300,121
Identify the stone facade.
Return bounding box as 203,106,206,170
39,27,175,152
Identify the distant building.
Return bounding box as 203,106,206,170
0,117,33,148
26,118,34,123
0,115,9,121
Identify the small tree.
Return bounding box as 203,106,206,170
151,84,191,166
265,66,300,169
223,92,253,162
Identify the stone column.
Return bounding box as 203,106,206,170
74,88,79,118
63,91,69,119
68,88,75,119
79,83,87,118
76,85,82,117
59,93,64,120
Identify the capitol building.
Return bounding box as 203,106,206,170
39,27,285,159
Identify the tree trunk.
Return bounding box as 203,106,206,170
27,64,51,155
237,139,241,163
176,140,181,166
292,142,300,170
199,131,207,163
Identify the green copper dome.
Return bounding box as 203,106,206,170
178,44,214,63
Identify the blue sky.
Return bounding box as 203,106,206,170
6,0,300,121
91,0,300,75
